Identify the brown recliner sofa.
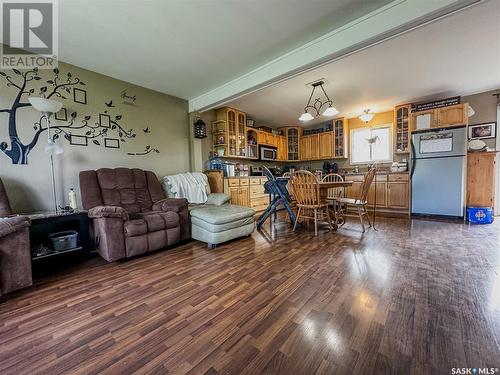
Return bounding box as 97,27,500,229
79,168,190,262
0,178,32,297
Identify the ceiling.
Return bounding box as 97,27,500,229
226,0,500,127
59,0,392,99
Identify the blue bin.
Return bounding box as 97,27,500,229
466,207,494,224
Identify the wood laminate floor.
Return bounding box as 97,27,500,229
1,216,500,375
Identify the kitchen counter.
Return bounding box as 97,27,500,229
342,170,409,176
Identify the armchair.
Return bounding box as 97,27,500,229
79,168,189,261
0,178,32,296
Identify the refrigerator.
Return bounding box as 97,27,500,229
411,126,467,217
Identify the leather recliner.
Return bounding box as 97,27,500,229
0,178,32,296
79,168,189,262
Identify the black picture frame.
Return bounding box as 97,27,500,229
54,108,67,121
104,138,120,149
468,122,497,140
69,135,88,146
99,114,111,128
73,88,87,104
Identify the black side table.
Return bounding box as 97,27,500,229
28,210,92,261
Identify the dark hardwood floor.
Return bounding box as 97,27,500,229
1,216,500,374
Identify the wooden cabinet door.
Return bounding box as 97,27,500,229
257,131,267,145
310,134,319,160
346,181,363,199
467,152,496,207
229,187,240,205
318,132,333,159
278,136,287,160
300,136,310,160
412,109,437,130
333,118,347,158
368,182,387,207
387,182,409,208
437,104,468,127
236,111,247,157
239,187,250,207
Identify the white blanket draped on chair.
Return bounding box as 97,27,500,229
162,172,210,204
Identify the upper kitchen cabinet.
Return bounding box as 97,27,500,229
300,135,311,160
257,130,277,147
437,103,469,127
277,135,287,160
236,111,247,157
318,132,333,159
281,127,301,161
333,118,348,158
394,104,411,154
215,107,247,157
412,103,469,131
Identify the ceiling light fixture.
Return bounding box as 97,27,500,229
299,80,338,122
359,109,375,123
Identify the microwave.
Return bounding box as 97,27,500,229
259,145,277,161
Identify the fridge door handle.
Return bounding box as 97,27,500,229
410,140,416,179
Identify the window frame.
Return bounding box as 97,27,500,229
349,123,393,165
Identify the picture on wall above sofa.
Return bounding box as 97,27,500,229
0,67,157,165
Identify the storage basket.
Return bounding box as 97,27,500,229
49,230,78,251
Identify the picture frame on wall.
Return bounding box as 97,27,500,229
69,135,88,146
73,88,87,104
55,108,67,121
468,122,496,140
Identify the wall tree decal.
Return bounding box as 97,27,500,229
0,68,137,164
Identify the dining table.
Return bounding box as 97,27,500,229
317,180,353,229
256,175,353,230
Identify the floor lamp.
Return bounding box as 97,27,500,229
28,97,63,212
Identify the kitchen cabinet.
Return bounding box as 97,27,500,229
277,135,287,160
387,174,409,209
310,134,319,160
467,151,497,208
319,132,333,159
258,131,277,147
437,103,468,127
344,175,363,199
344,173,409,213
333,118,348,158
394,104,411,154
300,134,319,160
214,107,247,157
368,181,388,208
280,127,301,161
412,103,469,131
224,177,269,212
300,136,311,160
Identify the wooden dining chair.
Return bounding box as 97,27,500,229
289,170,332,236
321,173,345,201
333,168,376,233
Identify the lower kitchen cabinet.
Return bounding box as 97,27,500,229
344,173,409,214
224,177,269,212
368,181,387,208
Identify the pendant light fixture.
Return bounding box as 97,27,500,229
359,109,375,123
299,80,338,122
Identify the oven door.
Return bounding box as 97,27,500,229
259,146,277,161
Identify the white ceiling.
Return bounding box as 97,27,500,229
59,0,392,99
226,0,500,127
